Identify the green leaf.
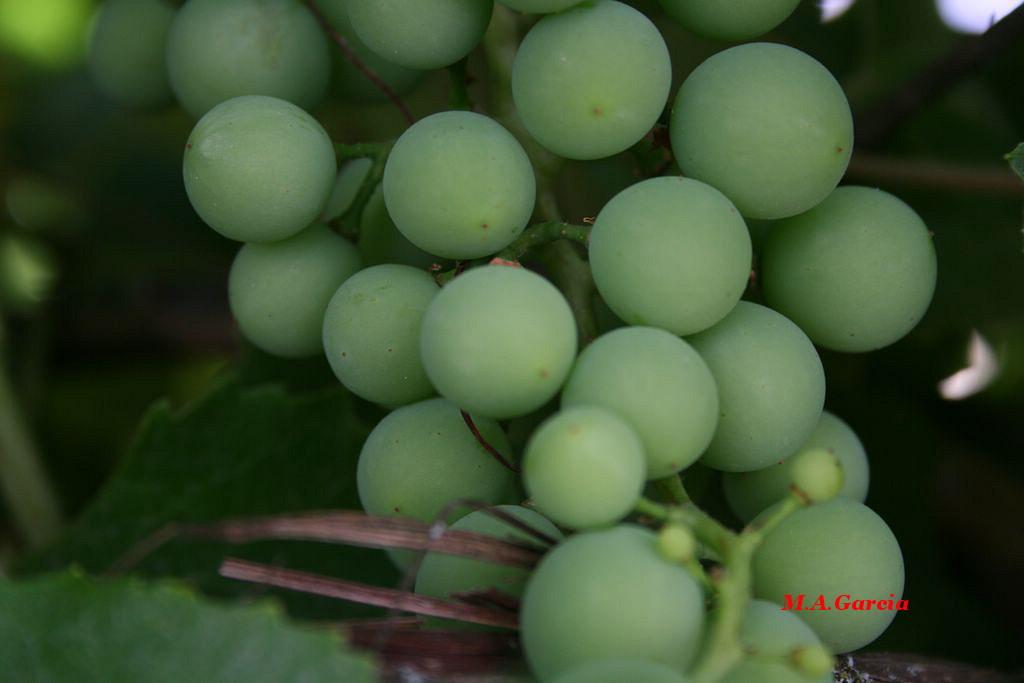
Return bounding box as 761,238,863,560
17,380,397,618
1005,142,1024,181
0,570,378,682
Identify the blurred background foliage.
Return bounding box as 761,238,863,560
0,0,1022,672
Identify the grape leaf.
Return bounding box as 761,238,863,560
17,379,398,618
1005,142,1024,181
0,570,378,682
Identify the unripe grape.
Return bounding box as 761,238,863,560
656,524,696,564
183,96,336,243
88,0,175,108
790,448,844,504
660,0,801,41
551,659,690,683
792,645,836,678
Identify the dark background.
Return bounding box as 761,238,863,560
0,0,1022,672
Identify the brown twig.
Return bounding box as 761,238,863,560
845,154,1022,197
855,3,1024,148
107,511,544,574
301,0,415,125
460,410,521,473
220,557,519,629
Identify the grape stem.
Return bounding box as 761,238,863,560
459,410,521,473
496,221,591,262
330,141,393,241
301,0,415,125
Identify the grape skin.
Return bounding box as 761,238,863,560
322,264,437,406
589,176,752,336
357,186,440,270
498,0,583,13
356,398,516,524
420,266,577,420
88,0,175,108
723,411,870,522
383,111,536,260
562,327,718,479
688,302,825,472
512,0,672,160
321,159,372,223
165,0,330,118
347,0,494,70
670,43,853,219
523,406,646,529
551,658,690,683
520,525,704,679
659,0,802,41
752,499,905,653
414,505,562,629
762,186,938,352
228,223,361,358
183,95,337,243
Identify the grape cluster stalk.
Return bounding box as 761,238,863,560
87,1,940,681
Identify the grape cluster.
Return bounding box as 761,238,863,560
89,0,935,681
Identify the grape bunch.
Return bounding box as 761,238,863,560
89,0,936,681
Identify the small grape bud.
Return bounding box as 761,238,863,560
657,523,696,564
790,447,844,504
790,644,835,677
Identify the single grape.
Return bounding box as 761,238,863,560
512,0,671,160
551,659,690,683
420,266,577,419
499,0,583,12
523,406,646,529
357,186,441,269
589,176,752,335
752,499,905,652
414,505,562,628
688,302,825,472
347,0,493,70
720,600,832,683
322,264,437,406
321,158,372,223
183,95,336,243
383,111,535,259
659,0,801,41
790,448,844,504
357,398,516,524
228,223,361,358
520,525,704,679
317,0,423,103
87,0,175,108
724,412,870,522
762,186,938,352
670,43,853,219
165,0,330,118
561,327,718,478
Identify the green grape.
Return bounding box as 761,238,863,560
659,0,801,41
357,186,441,269
561,327,718,479
383,111,535,259
498,0,583,13
670,43,853,219
523,406,646,529
752,499,905,652
512,0,671,160
762,186,938,352
317,0,423,103
183,95,336,243
347,0,493,70
589,176,752,335
322,264,437,406
688,302,825,472
552,659,690,683
321,158,371,223
414,505,562,628
789,448,844,504
228,223,361,358
420,266,577,419
720,600,832,683
165,0,330,118
520,525,704,679
87,0,175,108
357,398,516,523
724,411,870,522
